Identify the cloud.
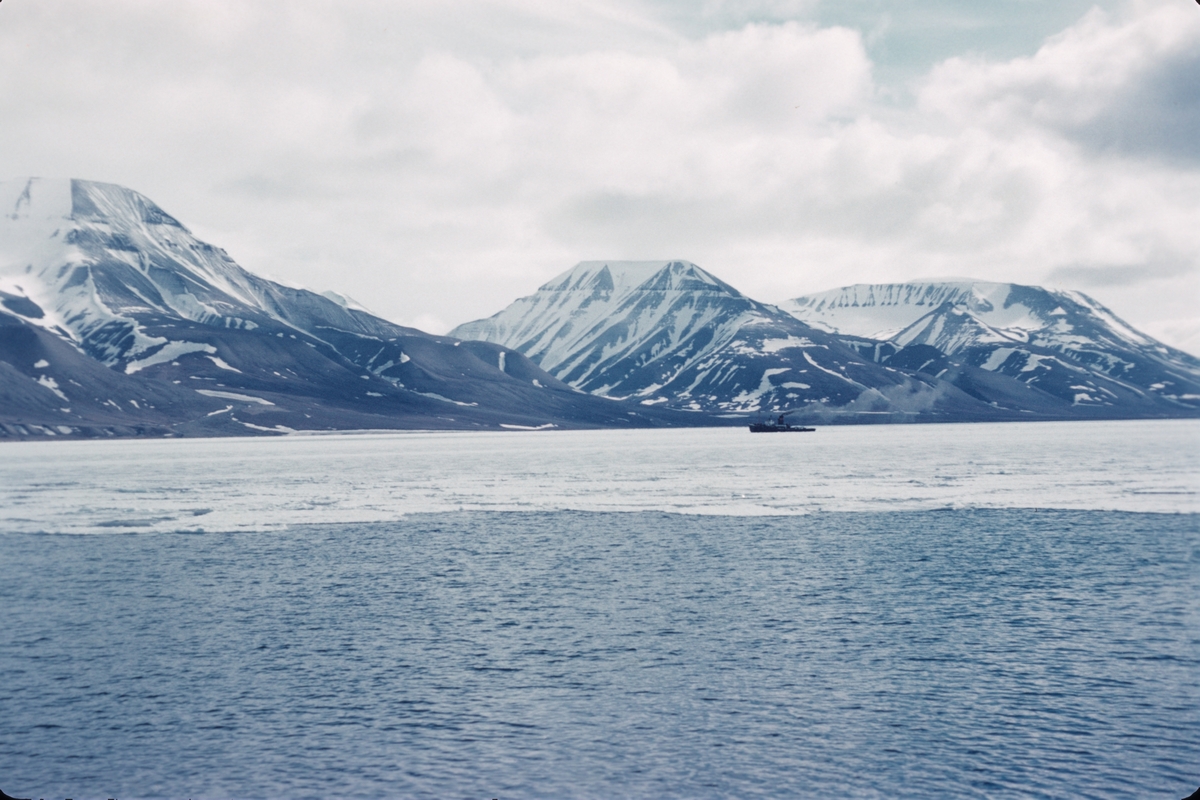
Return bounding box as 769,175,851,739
1072,47,1200,163
1048,253,1194,288
0,0,1196,354
918,1,1200,161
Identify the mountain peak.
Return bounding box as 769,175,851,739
1,178,187,232
69,179,187,230
543,260,741,299
890,300,1020,354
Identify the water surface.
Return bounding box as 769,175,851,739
1,421,1198,798
2,510,1198,799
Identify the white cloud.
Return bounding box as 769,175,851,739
919,0,1200,157
0,0,1196,353
697,0,819,24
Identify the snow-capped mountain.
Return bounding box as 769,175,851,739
783,282,1200,413
0,178,427,366
0,178,690,437
453,266,1200,421
7,178,1192,437
451,261,1020,419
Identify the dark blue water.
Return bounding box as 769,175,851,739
2,510,1198,799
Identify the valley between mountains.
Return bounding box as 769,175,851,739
2,178,1197,438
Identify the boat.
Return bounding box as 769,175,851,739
749,413,814,433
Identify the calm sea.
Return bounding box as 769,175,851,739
1,421,1198,798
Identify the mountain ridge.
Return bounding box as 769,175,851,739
4,178,1196,438
0,179,701,437
453,264,1200,420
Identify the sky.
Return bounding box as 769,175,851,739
2,0,1198,353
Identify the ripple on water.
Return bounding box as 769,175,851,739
0,508,1197,798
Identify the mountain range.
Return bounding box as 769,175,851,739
450,261,921,415
452,263,1200,422
0,178,690,438
2,178,1197,438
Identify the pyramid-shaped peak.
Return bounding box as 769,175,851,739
891,300,1017,353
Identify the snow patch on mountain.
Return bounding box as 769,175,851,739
194,389,275,405
36,374,69,402
126,342,217,374
760,336,816,353
206,355,242,373
320,290,373,314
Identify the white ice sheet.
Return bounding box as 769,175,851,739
1,419,1196,534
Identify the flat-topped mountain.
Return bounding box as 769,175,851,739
784,282,1200,412
0,179,691,437
783,281,1160,351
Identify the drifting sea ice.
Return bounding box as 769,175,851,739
0,418,1196,535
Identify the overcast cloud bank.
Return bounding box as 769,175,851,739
1,0,1196,352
